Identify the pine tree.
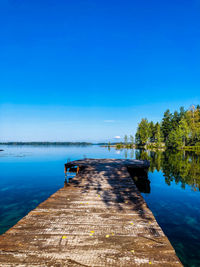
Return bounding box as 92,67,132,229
149,121,155,142
171,111,179,131
161,109,173,142
179,106,186,120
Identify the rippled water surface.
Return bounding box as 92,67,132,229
0,145,200,266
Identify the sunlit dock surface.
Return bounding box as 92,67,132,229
0,159,182,266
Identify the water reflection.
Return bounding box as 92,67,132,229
110,148,200,266
1,145,200,266
128,166,151,193
109,147,200,191
135,149,200,191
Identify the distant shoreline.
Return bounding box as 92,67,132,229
0,142,93,146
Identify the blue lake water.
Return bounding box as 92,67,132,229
0,145,200,266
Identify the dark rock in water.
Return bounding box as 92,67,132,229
0,149,4,151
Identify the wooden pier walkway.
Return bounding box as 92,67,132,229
0,159,182,266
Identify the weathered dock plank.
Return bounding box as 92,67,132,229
0,159,182,266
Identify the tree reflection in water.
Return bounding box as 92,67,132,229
110,147,200,266
135,149,200,191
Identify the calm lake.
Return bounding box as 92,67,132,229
0,145,200,266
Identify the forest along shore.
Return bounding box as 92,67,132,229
106,105,200,152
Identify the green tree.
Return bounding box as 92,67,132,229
161,109,173,142
154,123,162,147
166,128,183,149
179,106,186,120
179,118,190,146
149,121,155,142
135,104,200,149
185,105,200,145
124,135,128,145
130,135,134,145
171,111,179,131
135,118,149,145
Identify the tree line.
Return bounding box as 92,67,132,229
135,105,200,149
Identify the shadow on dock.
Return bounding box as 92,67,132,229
67,159,151,222
0,158,182,266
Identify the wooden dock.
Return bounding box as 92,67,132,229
0,159,182,266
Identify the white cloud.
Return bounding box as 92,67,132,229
114,136,121,139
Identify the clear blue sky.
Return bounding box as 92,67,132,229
0,0,200,142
